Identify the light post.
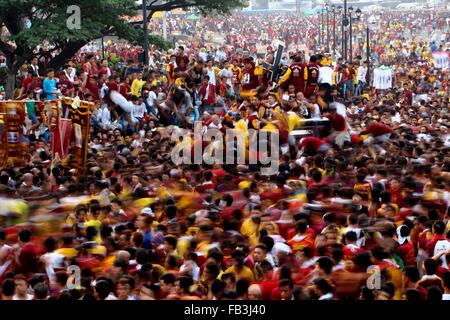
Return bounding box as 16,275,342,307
332,4,336,56
142,0,149,65
325,3,330,53
355,8,362,58
337,5,343,58
348,6,353,63
343,0,349,62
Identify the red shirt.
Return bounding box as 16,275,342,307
301,137,326,153
397,241,416,266
362,122,393,137
18,243,38,275
331,114,347,132
425,234,446,257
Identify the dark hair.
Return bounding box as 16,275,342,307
345,231,357,242
424,258,438,275
160,273,176,285
236,279,249,296
360,286,374,301
43,237,57,252
314,278,334,295
295,219,308,234
18,229,32,243
427,286,443,301
404,266,421,283
95,280,112,300
433,221,446,235
278,278,294,289
1,279,15,297
33,282,48,300
317,256,334,275
405,288,422,301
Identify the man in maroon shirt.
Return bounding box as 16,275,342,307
396,225,416,267
176,46,189,72
361,118,393,144
13,229,38,277
426,221,447,258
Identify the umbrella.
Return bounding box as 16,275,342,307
186,14,199,21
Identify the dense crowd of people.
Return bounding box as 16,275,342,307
0,8,449,301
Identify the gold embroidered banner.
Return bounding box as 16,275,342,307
0,101,28,169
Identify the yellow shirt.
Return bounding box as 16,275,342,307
84,219,102,243
224,265,255,282
240,218,261,246
131,79,146,97
55,248,78,260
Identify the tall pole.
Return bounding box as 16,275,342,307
326,8,330,53
333,8,336,56
349,13,352,63
163,10,168,40
142,0,149,65
318,14,322,48
321,9,324,49
343,0,347,62
341,12,344,60
366,26,370,85
101,36,105,60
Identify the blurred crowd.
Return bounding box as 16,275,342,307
0,8,449,301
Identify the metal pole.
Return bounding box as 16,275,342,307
318,14,321,48
341,13,344,60
344,0,347,62
327,9,330,52
321,9,324,49
333,10,336,56
349,13,352,63
163,9,168,40
366,26,370,85
101,36,105,60
142,0,149,65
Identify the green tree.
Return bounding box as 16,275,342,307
0,0,248,98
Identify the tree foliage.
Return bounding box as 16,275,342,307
0,0,247,97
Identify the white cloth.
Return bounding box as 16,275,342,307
206,67,217,86
432,52,449,69
318,66,333,85
373,67,393,90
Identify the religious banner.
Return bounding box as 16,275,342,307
0,101,28,168
0,104,8,169
49,100,72,161
61,98,93,174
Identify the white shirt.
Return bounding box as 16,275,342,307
434,239,450,268
206,67,217,86
318,66,333,85
134,103,146,118
146,91,157,107
357,66,367,83
443,293,450,300
13,293,33,300
100,106,111,128
41,252,65,284
30,64,39,77
218,68,233,87
310,103,321,119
